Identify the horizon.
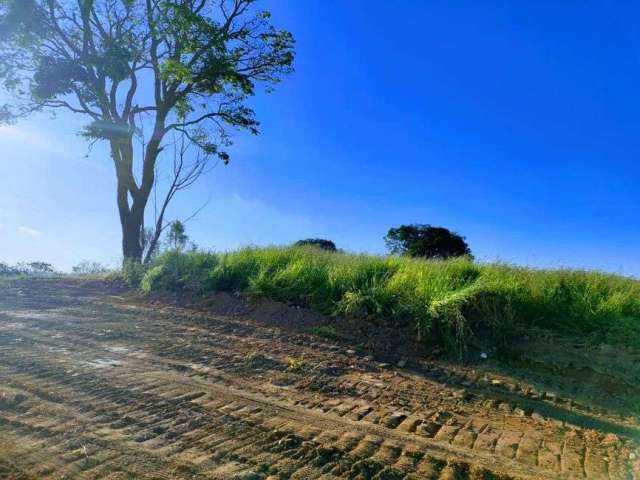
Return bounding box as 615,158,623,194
1,0,640,276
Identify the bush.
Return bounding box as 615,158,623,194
294,238,337,251
141,247,640,357
122,259,147,288
385,224,472,259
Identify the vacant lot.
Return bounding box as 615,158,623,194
0,278,638,479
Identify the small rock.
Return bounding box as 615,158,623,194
378,363,390,369
346,349,356,355
480,352,488,360
397,358,407,368
364,355,374,362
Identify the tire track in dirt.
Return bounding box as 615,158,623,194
0,345,534,479
0,279,637,479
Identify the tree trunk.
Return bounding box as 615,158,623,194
121,216,144,263
111,115,166,265
117,181,144,264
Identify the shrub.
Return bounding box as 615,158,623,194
294,238,337,251
122,259,147,288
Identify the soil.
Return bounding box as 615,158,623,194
0,277,638,479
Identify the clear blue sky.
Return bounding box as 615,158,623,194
1,0,639,275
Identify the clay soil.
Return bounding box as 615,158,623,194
0,278,638,479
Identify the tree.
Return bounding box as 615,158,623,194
0,0,295,263
143,131,213,260
294,238,337,252
72,260,108,275
166,219,188,251
0,262,21,275
24,261,55,273
384,224,472,259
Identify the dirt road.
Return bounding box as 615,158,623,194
0,279,638,479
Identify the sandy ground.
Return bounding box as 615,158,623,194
0,278,638,479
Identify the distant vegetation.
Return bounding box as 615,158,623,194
385,224,472,259
166,221,190,252
294,239,338,251
140,246,640,357
0,261,54,276
72,261,109,276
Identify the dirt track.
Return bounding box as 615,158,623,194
0,279,638,479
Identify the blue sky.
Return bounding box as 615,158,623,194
1,0,640,275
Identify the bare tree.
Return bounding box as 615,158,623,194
143,133,211,262
0,0,295,262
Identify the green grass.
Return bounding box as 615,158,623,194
141,247,640,357
307,324,342,341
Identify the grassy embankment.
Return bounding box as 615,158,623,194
140,247,640,357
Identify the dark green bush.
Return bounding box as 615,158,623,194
121,259,147,287
294,238,337,251
385,224,472,259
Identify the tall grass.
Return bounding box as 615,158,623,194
141,247,640,356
